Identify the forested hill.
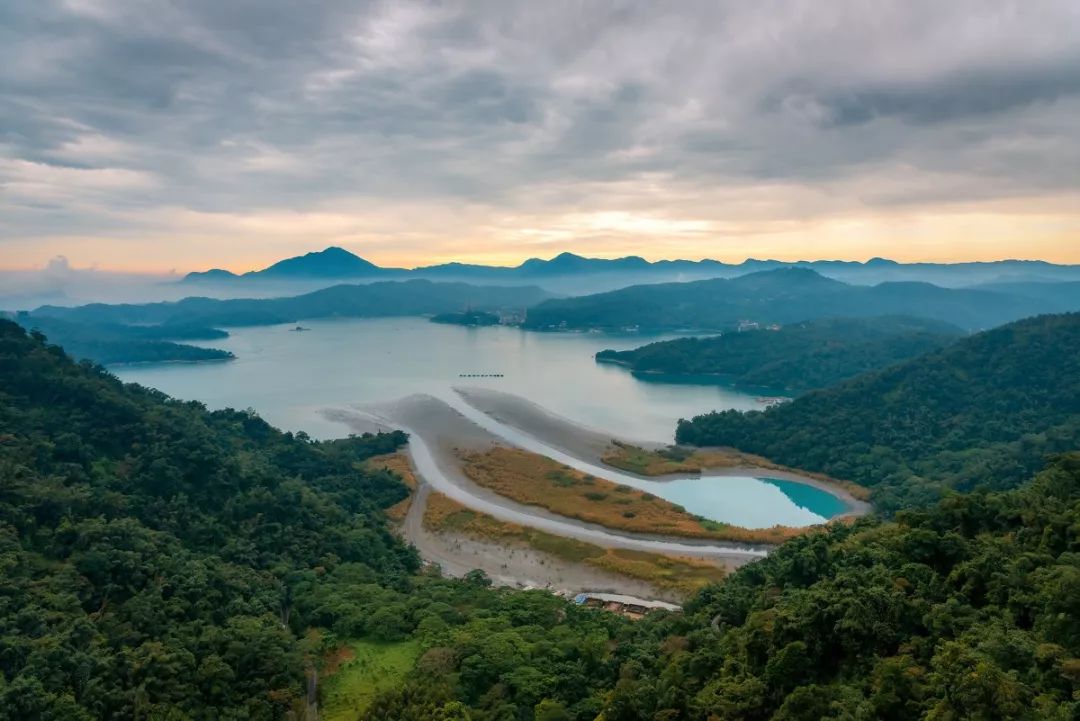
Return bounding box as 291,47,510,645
522,268,1070,332
0,319,419,717
596,316,963,393
4,316,1080,719
31,279,549,328
676,312,1080,511
13,314,235,365
0,320,631,720
586,455,1080,721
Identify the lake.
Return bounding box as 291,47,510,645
116,317,845,526
117,317,761,442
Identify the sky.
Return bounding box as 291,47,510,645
2,0,1079,273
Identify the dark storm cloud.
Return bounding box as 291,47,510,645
1,0,1079,245
792,61,1080,127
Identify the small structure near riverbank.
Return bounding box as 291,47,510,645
573,592,680,619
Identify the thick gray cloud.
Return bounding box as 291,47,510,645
1,0,1079,265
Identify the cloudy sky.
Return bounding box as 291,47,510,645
2,0,1079,272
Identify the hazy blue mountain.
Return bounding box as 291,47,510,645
181,247,1080,298
182,246,400,283
183,268,241,282
251,246,393,278
970,279,1080,308
34,279,549,328
522,268,1073,332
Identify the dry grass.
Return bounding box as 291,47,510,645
366,452,418,522
602,441,872,502
586,549,726,597
456,446,806,544
423,492,725,596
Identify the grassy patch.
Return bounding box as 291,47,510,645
602,441,704,475
585,549,726,597
602,441,872,502
366,452,418,521
423,492,725,596
321,639,421,721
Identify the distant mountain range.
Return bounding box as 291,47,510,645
183,246,1080,292
521,267,1080,332
32,279,549,329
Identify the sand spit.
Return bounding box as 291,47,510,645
453,385,869,518
328,395,766,562
454,385,665,461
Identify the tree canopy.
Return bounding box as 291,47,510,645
597,316,962,393
676,312,1080,511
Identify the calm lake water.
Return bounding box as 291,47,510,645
116,317,844,526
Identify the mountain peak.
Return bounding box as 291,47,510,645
729,267,845,290
553,251,585,261
252,246,382,278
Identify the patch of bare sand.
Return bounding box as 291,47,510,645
402,484,700,603
454,386,664,461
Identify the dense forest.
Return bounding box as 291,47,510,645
676,313,1080,511
596,316,962,393
31,280,549,329
12,314,234,365
371,454,1080,720
523,268,1072,332
5,315,1080,720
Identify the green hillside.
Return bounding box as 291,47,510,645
5,316,1080,720
597,316,962,393
676,313,1080,510
523,268,1071,332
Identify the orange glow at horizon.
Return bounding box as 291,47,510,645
3,200,1079,274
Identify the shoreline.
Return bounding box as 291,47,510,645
454,385,869,517
397,481,705,603
328,396,769,557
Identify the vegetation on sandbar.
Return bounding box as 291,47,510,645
601,441,872,501
456,446,812,544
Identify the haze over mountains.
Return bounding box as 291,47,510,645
6,247,1080,313
523,267,1080,332
32,280,549,330
183,246,1080,295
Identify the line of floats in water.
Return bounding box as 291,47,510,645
458,373,505,378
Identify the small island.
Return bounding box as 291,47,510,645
430,310,501,327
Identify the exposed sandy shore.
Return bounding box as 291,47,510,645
398,483,689,602
330,395,765,561
454,385,870,518
455,385,666,460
